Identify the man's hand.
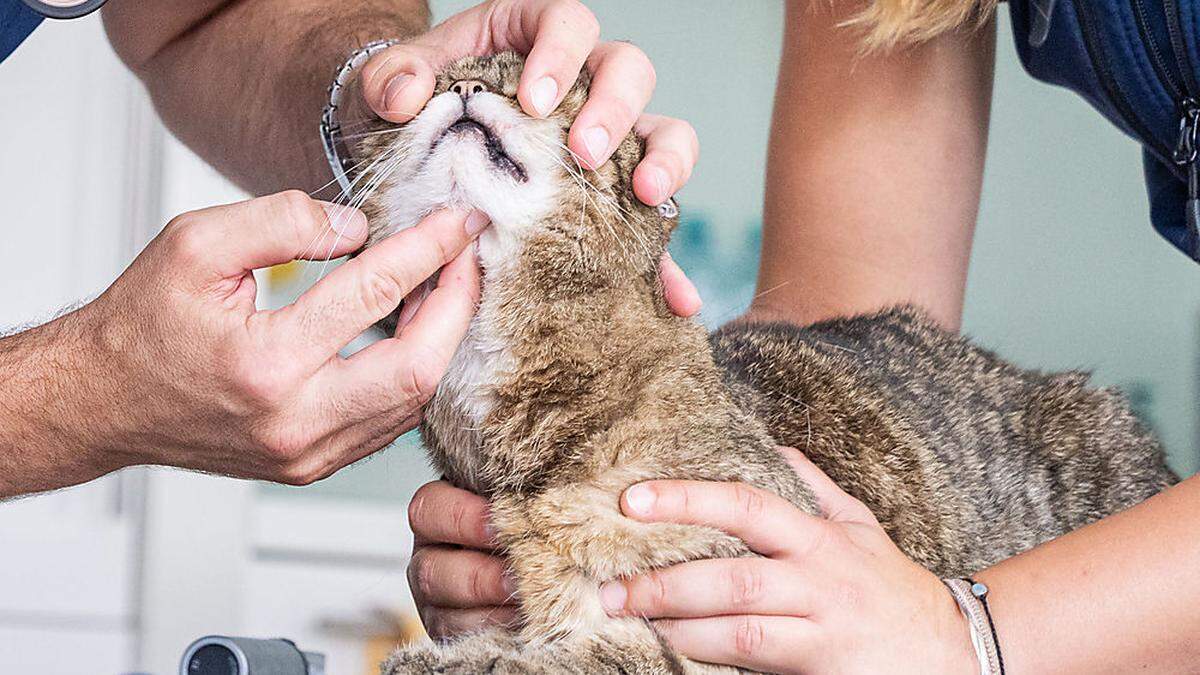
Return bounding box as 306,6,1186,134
353,0,702,316
0,191,486,498
599,448,976,674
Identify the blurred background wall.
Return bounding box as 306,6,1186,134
1,1,1198,673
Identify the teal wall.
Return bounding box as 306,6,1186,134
268,0,1198,503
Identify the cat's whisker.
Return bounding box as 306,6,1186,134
530,140,646,261
296,143,409,285
529,142,633,259
705,280,795,327
534,137,656,261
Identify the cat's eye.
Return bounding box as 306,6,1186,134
657,198,679,219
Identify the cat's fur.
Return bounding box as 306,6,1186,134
349,53,1176,673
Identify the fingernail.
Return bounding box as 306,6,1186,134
320,202,367,237
396,282,431,331
383,73,415,112
501,571,519,597
600,582,627,613
465,209,491,235
651,168,671,205
482,511,498,544
529,77,558,117
583,127,611,166
623,484,656,517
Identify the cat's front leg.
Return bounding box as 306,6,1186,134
491,481,751,646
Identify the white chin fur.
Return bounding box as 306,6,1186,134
375,91,562,272
365,89,565,439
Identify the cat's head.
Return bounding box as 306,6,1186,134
352,52,677,277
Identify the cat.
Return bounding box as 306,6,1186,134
346,52,1176,673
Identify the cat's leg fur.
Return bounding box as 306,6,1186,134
382,624,739,674
385,476,753,673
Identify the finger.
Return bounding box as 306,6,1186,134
619,480,827,558
395,241,481,346
653,615,818,672
360,44,439,123
167,191,368,280
776,446,877,524
513,0,600,118
659,252,701,317
409,546,515,608
274,209,486,363
271,410,419,486
601,558,815,619
337,242,481,409
632,114,699,206
570,41,657,169
395,278,434,333
422,606,519,641
408,480,495,549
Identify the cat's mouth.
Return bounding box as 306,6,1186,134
435,116,528,183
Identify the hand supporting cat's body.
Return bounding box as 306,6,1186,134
351,53,1174,673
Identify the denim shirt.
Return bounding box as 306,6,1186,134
1010,0,1200,260
1,0,42,63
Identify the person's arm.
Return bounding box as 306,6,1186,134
976,473,1200,672
0,195,483,499
752,0,994,331
601,454,1200,674
101,0,702,312
101,0,431,195
100,0,699,209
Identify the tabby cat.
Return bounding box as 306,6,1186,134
345,52,1175,673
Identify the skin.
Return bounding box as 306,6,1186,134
103,0,701,308
0,196,484,496
1,0,700,498
408,1,1200,672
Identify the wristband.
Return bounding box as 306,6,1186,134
943,577,1005,675
320,39,401,198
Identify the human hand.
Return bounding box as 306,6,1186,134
50,191,484,487
407,480,518,638
351,0,701,316
598,447,977,674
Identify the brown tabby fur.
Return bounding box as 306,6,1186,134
349,53,1176,674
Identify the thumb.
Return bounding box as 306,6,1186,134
165,191,368,281
360,43,440,123
776,446,877,524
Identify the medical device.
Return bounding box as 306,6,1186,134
20,0,107,20
180,636,326,675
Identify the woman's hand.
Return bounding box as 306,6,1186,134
599,448,976,674
407,480,518,638
354,0,701,316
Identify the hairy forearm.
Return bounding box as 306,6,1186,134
0,314,124,499
752,0,994,331
101,0,430,195
976,474,1200,672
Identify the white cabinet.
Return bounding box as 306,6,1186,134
0,15,155,675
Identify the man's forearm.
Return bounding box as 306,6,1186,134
101,0,430,195
0,314,125,499
976,473,1200,673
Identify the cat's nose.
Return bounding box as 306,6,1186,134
449,79,488,98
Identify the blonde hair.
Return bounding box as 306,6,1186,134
846,0,998,50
